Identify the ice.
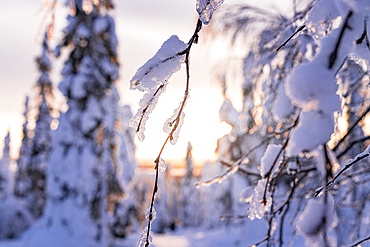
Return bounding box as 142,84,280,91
196,0,225,25
239,187,253,203
247,179,271,220
145,207,157,223
163,99,186,145
260,144,283,178
130,35,187,92
130,80,169,141
158,158,167,173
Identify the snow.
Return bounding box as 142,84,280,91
260,144,283,178
130,35,187,92
93,16,108,35
296,193,338,247
288,111,335,155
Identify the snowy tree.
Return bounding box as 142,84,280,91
14,33,54,221
177,142,204,228
0,131,33,240
198,0,370,246
0,131,11,201
21,1,136,246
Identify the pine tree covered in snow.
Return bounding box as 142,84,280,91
0,131,33,240
201,0,370,246
14,34,54,221
0,132,11,202
21,1,136,246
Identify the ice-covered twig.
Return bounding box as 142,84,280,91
315,145,370,197
337,136,370,159
141,19,202,247
348,235,370,247
333,105,370,152
276,25,305,52
328,10,353,69
262,135,290,205
195,136,272,188
355,18,370,49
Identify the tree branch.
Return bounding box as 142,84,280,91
328,10,353,69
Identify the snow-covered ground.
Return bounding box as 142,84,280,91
0,224,284,247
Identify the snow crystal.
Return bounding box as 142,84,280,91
163,99,186,145
130,81,169,141
196,0,225,25
260,144,283,178
130,35,187,92
158,158,167,173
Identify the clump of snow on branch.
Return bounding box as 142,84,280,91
296,193,338,246
196,0,225,25
129,35,188,141
260,144,283,178
130,35,187,92
286,1,364,156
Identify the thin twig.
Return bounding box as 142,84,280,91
337,136,370,159
315,152,370,197
142,19,202,247
276,25,305,52
348,235,370,247
328,10,353,69
333,105,370,152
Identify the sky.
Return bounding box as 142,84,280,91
0,0,245,164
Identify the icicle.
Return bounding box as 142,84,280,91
130,81,169,141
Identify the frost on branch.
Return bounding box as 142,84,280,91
130,35,187,92
163,99,187,145
196,0,225,25
129,80,169,141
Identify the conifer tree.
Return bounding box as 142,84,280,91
0,131,11,202
23,1,131,246
14,34,53,220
